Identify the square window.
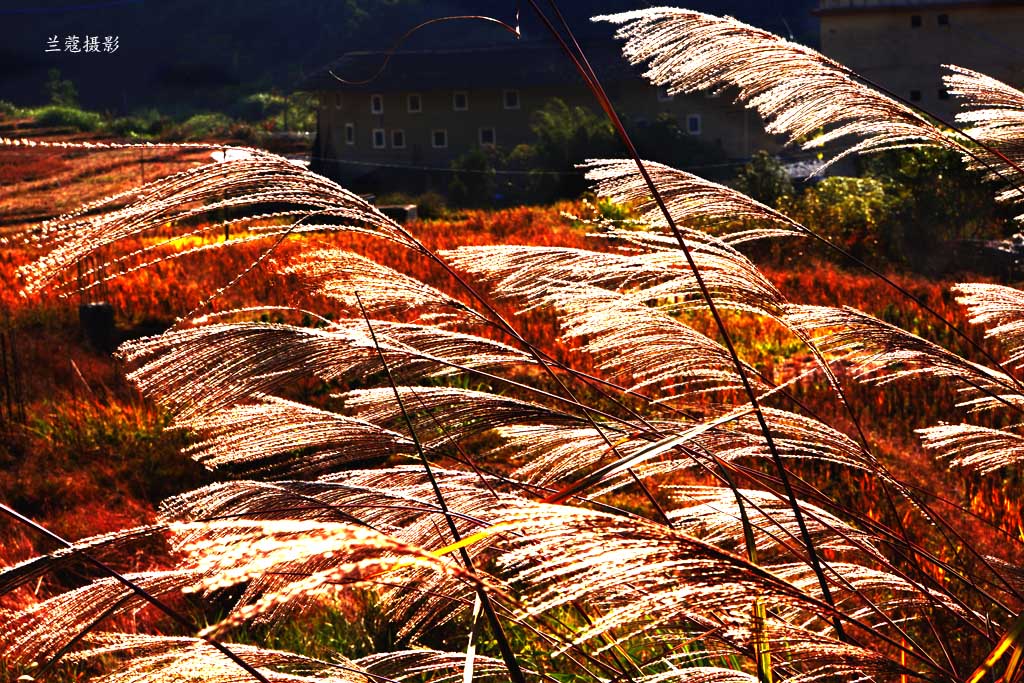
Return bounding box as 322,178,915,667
432,129,448,148
686,114,702,135
453,91,468,111
503,89,520,110
479,127,496,146
407,94,422,113
910,14,922,28
938,13,949,26
372,128,386,149
345,123,355,145
391,129,406,149
370,94,383,114
910,89,922,102
657,85,674,102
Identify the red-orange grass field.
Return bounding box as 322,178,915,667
0,136,1018,615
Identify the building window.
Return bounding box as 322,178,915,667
910,14,922,28
687,114,702,135
391,129,406,149
910,90,922,102
345,123,355,145
335,93,343,110
453,91,469,111
479,127,496,146
407,93,422,113
370,94,383,114
657,85,674,102
938,13,949,26
503,89,520,110
432,129,448,148
938,88,950,100
372,128,386,149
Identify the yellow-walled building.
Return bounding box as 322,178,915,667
817,0,1024,120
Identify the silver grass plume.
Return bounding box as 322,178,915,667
583,158,802,237
944,65,1024,217
954,282,1024,367
442,242,788,318
784,304,1022,411
18,152,415,296
67,633,374,683
282,249,482,324
176,396,414,477
595,8,951,171
118,320,532,420
917,423,1024,475
537,283,764,395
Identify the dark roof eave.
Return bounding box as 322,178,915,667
814,0,1024,16
299,43,638,92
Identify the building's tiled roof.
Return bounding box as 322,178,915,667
815,0,1022,13
300,41,640,92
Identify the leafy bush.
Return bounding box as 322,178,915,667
782,176,899,260
168,112,234,141
0,100,23,118
8,8,1024,683
104,109,168,139
32,105,103,132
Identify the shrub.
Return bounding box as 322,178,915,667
169,112,234,141
781,175,899,261
0,100,23,118
104,109,168,139
32,105,103,132
7,8,1024,683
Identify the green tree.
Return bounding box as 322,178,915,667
629,113,731,181
44,68,78,107
529,98,619,198
861,147,1013,267
733,150,794,208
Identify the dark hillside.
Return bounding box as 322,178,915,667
0,0,817,111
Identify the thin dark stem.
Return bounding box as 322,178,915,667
354,292,527,683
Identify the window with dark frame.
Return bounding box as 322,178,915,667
370,94,383,114
407,94,422,113
345,123,355,145
391,129,406,149
372,128,386,149
453,91,468,111
503,89,520,110
938,14,949,26
432,129,448,148
911,14,922,28
687,114,702,135
479,127,496,146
